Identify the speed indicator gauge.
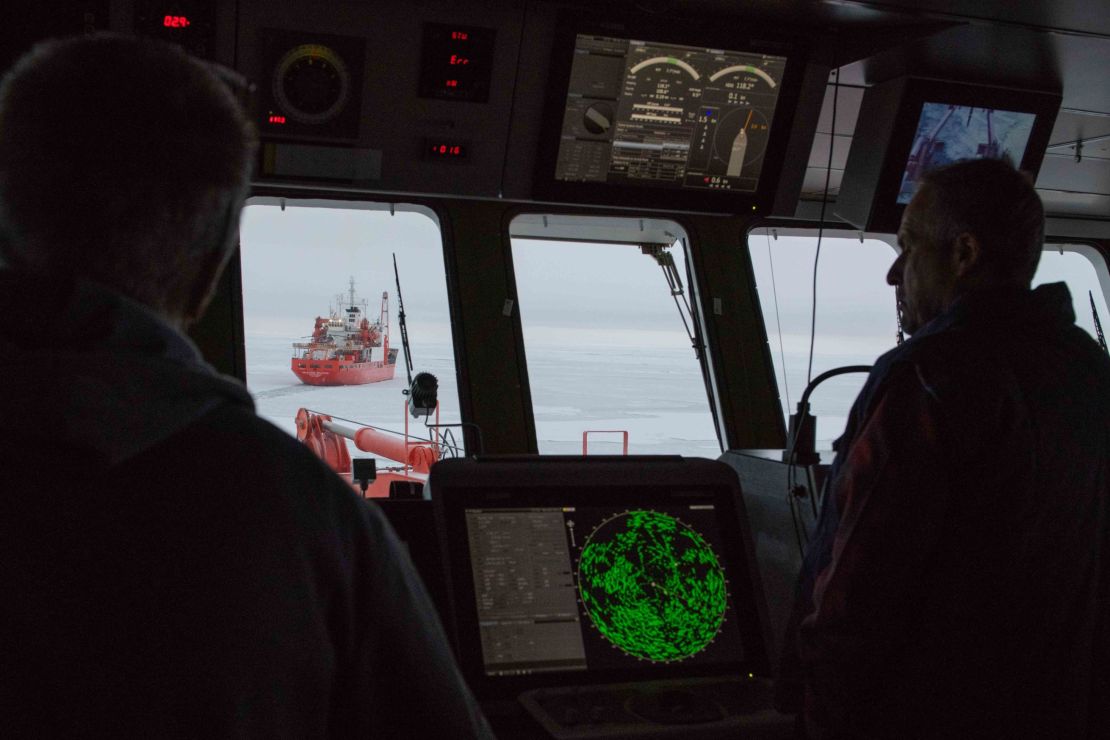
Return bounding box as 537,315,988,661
624,54,701,112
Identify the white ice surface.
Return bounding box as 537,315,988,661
246,334,737,458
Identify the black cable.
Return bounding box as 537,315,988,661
786,364,873,470
765,229,791,408
784,364,872,544
426,422,485,456
806,66,841,385
789,59,843,546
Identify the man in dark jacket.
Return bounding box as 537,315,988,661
0,35,491,737
783,158,1110,737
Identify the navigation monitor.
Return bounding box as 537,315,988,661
896,103,1037,204
555,35,787,195
432,457,769,698
466,503,744,676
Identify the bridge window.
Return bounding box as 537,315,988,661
749,232,1110,452
747,228,899,450
1033,243,1110,343
238,200,460,442
509,215,720,457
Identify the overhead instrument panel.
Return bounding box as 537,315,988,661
555,35,788,195
258,29,366,140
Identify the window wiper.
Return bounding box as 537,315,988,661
641,243,701,359
1091,290,1108,355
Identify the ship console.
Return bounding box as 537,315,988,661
425,456,793,738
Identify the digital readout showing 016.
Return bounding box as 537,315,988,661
426,140,468,161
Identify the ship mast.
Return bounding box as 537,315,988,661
348,276,356,309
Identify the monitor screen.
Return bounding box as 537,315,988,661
896,102,1037,204
464,502,745,677
554,34,788,194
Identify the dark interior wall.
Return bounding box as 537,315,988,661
439,199,537,454
685,215,788,449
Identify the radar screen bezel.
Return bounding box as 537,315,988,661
432,457,770,701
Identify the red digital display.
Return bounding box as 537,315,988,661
163,15,191,28
425,139,468,160
268,114,287,125
420,23,494,103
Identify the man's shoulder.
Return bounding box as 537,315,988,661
142,401,374,526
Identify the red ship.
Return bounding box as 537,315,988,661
291,278,398,386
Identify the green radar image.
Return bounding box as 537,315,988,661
576,510,728,662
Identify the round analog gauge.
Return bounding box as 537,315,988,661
625,55,701,117
272,44,350,124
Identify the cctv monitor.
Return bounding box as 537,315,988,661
835,77,1060,232
896,103,1037,205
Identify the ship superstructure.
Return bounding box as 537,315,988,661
291,277,399,386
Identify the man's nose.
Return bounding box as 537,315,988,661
886,253,904,286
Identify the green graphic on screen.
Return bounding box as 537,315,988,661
576,510,728,662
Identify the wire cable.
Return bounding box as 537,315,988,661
764,228,792,409
806,66,841,385
783,362,872,553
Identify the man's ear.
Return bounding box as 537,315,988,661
181,194,243,329
182,242,236,329
951,231,982,279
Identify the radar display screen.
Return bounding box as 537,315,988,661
897,103,1036,204
554,35,787,194
464,503,744,677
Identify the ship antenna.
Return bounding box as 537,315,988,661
393,253,414,387
1091,291,1108,354
348,275,356,309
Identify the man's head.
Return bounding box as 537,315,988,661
0,34,257,327
887,157,1045,334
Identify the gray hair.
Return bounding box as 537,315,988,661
0,33,257,313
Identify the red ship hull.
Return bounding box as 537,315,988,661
291,349,399,386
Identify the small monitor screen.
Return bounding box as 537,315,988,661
555,34,788,194
464,503,745,677
897,102,1037,204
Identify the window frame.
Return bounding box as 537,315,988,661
237,191,465,444
506,210,725,456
